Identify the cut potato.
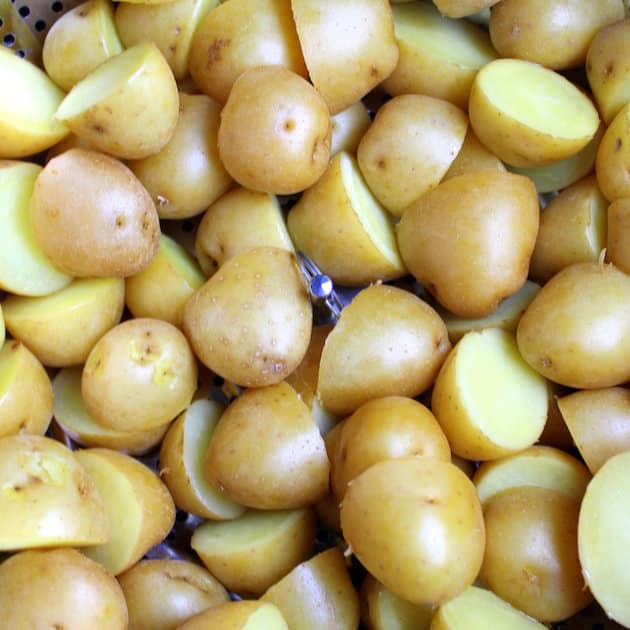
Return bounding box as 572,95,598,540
76,447,176,575
179,601,289,630
287,151,407,286
330,100,372,156
191,507,316,597
431,328,548,461
469,58,600,167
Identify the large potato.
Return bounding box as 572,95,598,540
397,170,539,318
516,261,630,388
182,247,312,388
30,148,160,278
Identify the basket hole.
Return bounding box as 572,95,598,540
18,5,29,16
51,0,63,11
17,49,25,57
34,18,46,31
3,33,15,46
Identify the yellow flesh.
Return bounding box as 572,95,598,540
243,604,289,630
0,342,22,398
159,234,206,290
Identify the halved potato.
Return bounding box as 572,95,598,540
179,601,288,630
330,100,371,156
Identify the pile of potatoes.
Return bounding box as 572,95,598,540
2,0,630,627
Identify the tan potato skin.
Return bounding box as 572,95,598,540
442,127,505,181
607,197,630,275
596,102,630,202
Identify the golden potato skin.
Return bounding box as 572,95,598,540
30,149,160,278
595,102,630,202
517,261,630,389
397,171,539,318
607,197,630,275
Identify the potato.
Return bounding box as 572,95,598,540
188,0,307,104
53,366,170,455
159,398,246,519
516,261,630,388
0,433,108,549
430,585,546,630
82,317,198,432
182,247,312,388
191,507,316,596
595,101,630,202
287,151,407,286
290,0,399,114
578,450,630,627
357,94,468,216
0,160,71,296
341,456,485,607
331,396,451,500
0,45,69,158
118,558,229,630
42,0,123,92
261,546,360,630
125,234,206,327
330,100,372,156
115,0,217,80
586,17,630,124
489,0,625,70
469,58,600,167
75,447,176,575
607,197,630,275
0,548,128,629
30,148,160,278
194,186,294,277
2,277,124,367
128,92,233,220
205,381,329,509
431,328,548,461
217,65,332,195
178,601,289,630
382,1,498,109
557,387,630,474
480,486,592,622
537,382,575,451
529,175,608,283
54,42,179,159
397,171,539,318
442,127,505,181
473,445,591,506
0,340,53,438
317,283,451,416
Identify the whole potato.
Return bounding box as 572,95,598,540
30,148,160,278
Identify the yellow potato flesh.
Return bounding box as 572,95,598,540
179,601,289,630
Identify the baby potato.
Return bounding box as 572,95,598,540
205,381,329,509
54,42,179,159
82,317,198,432
595,101,630,202
217,65,332,195
442,127,505,181
30,148,160,278
0,548,128,630
188,0,307,104
317,283,451,416
341,456,485,607
182,247,312,388
191,507,316,597
179,601,289,630
330,100,371,156
516,261,630,388
118,558,229,630
0,433,108,550
331,396,451,500
261,546,360,630
291,0,399,114
529,175,608,283
0,340,53,438
383,1,497,109
195,186,294,277
607,197,630,275
480,486,592,622
75,447,176,575
397,170,539,318
128,92,233,220
489,0,625,70
469,58,600,167
357,94,468,217
42,0,123,92
2,277,124,367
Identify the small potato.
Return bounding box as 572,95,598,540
397,170,539,318
442,127,505,181
82,317,198,432
357,94,468,216
469,58,600,167
205,381,329,509
516,261,630,388
595,101,630,202
30,148,160,278
179,601,289,630
341,456,485,607
0,548,128,630
317,283,451,416
217,66,332,195
118,558,229,630
607,197,630,275
182,247,312,388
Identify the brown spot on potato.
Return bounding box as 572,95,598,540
91,123,106,135
207,38,230,67
604,61,615,78
615,138,622,152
